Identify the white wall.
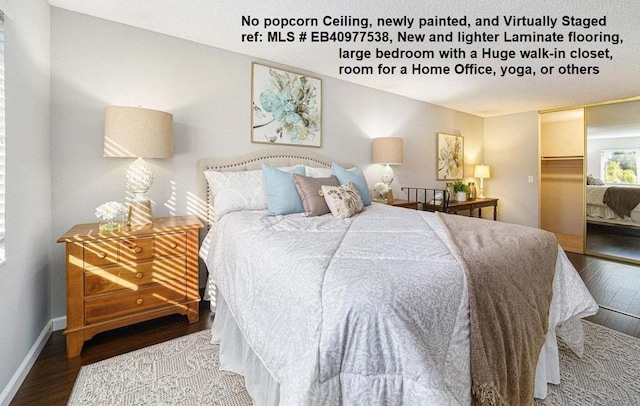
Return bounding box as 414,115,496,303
50,8,484,318
484,112,539,227
0,0,52,403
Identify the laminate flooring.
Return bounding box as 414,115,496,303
567,252,640,338
10,254,640,405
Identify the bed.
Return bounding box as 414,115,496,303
586,184,640,226
197,149,598,405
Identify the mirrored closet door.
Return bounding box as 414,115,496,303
585,99,640,264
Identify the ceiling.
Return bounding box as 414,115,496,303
47,0,640,117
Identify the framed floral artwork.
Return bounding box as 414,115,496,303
251,63,322,147
437,133,464,180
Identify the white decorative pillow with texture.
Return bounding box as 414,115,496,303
305,166,332,178
204,169,267,221
321,181,365,219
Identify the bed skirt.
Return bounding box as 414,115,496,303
210,291,577,404
587,203,640,225
211,294,281,406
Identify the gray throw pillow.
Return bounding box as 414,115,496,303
293,174,339,216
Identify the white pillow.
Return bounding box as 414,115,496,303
204,169,266,221
305,166,332,178
204,165,304,221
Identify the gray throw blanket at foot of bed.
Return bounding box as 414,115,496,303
436,213,557,406
603,186,640,218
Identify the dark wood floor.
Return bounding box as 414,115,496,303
10,300,214,405
569,252,640,338
10,254,640,405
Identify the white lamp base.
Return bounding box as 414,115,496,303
125,158,155,226
381,164,395,184
128,198,153,226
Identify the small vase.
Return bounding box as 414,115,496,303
455,191,467,202
99,215,125,231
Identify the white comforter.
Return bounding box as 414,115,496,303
201,203,597,405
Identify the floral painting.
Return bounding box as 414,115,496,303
251,63,322,147
437,133,464,180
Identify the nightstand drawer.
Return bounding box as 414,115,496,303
84,283,187,324
84,256,187,296
155,232,186,257
119,237,154,262
84,241,119,267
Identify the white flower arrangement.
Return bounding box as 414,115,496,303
95,201,127,222
372,182,390,199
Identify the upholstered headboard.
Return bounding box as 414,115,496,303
196,148,352,229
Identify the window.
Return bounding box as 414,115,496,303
600,149,639,185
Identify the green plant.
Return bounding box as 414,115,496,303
453,180,468,192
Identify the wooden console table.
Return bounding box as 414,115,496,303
389,199,419,210
447,197,499,220
423,197,499,220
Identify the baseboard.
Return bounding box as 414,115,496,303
0,319,53,406
52,316,67,332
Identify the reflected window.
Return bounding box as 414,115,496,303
600,149,639,184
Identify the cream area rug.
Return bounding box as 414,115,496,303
69,321,640,405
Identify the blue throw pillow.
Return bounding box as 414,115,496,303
331,162,372,206
262,163,305,215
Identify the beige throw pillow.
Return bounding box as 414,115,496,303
293,174,339,216
321,182,365,219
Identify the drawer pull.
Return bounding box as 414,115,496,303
136,298,144,305
97,252,107,259
170,242,178,249
123,239,143,253
135,272,144,279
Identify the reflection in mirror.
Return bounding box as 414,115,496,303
585,100,640,263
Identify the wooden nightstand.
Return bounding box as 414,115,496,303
389,199,419,210
57,215,204,357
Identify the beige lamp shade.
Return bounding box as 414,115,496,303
372,137,404,165
103,106,174,226
474,164,491,179
104,106,174,158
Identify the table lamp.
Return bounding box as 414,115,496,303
104,106,174,225
474,164,491,198
372,137,404,184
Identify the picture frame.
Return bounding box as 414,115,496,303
437,133,464,180
251,63,322,147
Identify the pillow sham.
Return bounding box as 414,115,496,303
263,163,306,215
322,181,365,219
331,162,372,206
586,174,605,185
204,169,266,221
305,166,333,178
292,174,339,216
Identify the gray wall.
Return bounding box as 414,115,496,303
50,8,484,319
0,0,52,403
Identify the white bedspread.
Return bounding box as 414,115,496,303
200,203,597,405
